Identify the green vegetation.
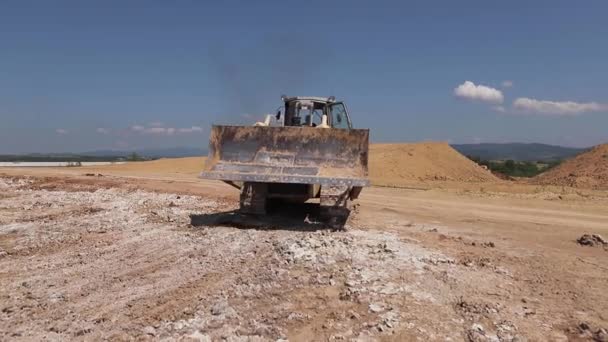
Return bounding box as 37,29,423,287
127,152,145,162
467,156,561,178
453,143,586,162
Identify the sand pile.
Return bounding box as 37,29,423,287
369,142,498,186
533,144,608,189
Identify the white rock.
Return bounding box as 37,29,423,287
471,323,485,333
368,303,384,313
143,326,156,336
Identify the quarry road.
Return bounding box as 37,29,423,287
0,169,607,340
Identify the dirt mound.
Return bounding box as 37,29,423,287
81,143,498,187
369,142,498,186
533,144,608,189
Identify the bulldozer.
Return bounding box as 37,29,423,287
200,96,369,227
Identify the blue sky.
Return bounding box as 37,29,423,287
1,0,607,153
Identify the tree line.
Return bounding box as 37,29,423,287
466,156,561,178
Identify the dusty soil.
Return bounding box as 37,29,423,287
0,167,607,341
83,157,206,179
532,144,608,190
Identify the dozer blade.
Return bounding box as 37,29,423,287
200,125,370,187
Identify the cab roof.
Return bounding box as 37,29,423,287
281,96,336,104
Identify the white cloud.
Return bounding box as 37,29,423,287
493,106,506,113
454,81,504,104
55,128,68,135
513,97,607,116
130,124,203,135
148,121,164,127
502,80,513,88
96,128,109,134
151,127,169,134
178,126,203,133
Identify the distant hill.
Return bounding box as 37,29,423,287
451,143,588,162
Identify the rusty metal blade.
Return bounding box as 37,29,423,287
200,125,370,187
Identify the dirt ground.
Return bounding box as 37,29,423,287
0,166,607,341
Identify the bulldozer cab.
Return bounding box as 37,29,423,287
281,96,352,129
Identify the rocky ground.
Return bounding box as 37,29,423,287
0,176,607,341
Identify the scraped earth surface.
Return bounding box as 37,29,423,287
1,175,607,341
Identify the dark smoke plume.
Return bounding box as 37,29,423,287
208,33,336,124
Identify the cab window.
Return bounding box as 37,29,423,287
329,103,351,129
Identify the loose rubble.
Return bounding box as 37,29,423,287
577,234,608,248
